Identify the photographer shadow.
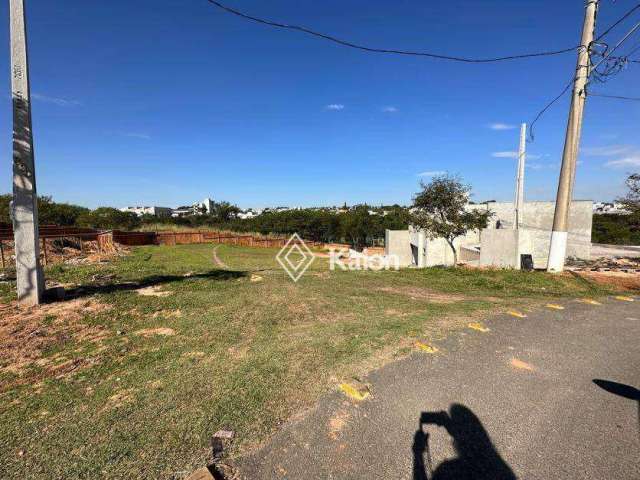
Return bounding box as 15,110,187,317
413,404,516,480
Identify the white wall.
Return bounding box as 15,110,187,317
470,200,592,268
385,230,413,267
479,229,533,269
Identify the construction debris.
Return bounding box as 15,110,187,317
211,430,235,460
567,256,640,273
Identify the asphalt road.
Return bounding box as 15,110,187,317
237,297,640,479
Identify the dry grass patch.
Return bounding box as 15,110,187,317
136,285,172,297
134,327,176,337
0,299,110,381
377,286,465,303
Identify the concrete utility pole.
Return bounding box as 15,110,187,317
513,123,527,230
9,0,44,305
547,0,598,273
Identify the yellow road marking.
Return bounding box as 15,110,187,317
545,304,564,310
507,311,527,318
614,296,635,302
511,358,535,371
415,341,438,354
339,383,369,401
468,322,490,333
579,299,602,306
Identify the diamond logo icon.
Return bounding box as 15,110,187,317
276,233,315,282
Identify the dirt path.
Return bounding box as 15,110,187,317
212,245,230,270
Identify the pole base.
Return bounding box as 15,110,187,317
547,231,568,273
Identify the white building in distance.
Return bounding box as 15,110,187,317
121,206,172,217
172,197,215,217
593,202,629,215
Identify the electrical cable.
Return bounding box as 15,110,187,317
205,0,640,138
529,9,640,141
594,2,640,41
205,0,580,63
589,92,640,101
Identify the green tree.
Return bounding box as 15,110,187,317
0,194,89,226
412,175,492,265
340,205,373,249
77,207,140,230
37,196,90,225
618,173,640,224
211,201,241,222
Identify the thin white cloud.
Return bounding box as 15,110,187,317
492,151,518,159
582,145,632,156
123,133,151,140
491,151,543,160
325,104,345,111
604,156,640,168
31,93,81,107
417,170,446,177
382,106,398,113
488,122,516,131
526,162,558,170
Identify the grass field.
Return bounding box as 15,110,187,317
0,244,616,479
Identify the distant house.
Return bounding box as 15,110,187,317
171,197,215,217
236,207,264,220
593,202,629,215
171,206,194,218
121,206,172,217
200,197,214,214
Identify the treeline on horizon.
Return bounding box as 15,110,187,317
0,194,637,246
0,195,411,247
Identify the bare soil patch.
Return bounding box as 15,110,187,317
0,299,111,384
573,271,640,291
136,285,172,297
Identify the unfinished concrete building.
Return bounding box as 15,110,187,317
386,200,592,270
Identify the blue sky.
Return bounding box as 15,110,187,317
1,0,638,209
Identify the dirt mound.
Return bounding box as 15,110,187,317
1,239,129,273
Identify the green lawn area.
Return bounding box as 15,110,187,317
0,244,614,479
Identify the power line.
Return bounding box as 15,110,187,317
591,21,640,70
529,7,640,141
528,76,575,142
206,0,640,137
205,0,579,63
589,92,640,101
594,2,640,41
590,22,640,88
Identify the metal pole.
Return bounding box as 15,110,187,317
513,123,527,229
10,0,44,305
547,0,597,273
